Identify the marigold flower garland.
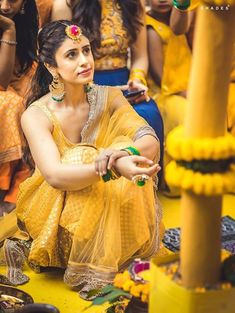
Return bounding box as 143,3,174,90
166,126,235,161
113,270,150,303
166,161,235,195
166,126,235,195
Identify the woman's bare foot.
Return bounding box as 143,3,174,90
0,201,16,217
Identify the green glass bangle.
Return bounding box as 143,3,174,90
102,170,112,182
173,0,190,10
121,146,140,156
102,168,121,182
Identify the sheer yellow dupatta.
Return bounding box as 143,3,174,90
65,88,162,292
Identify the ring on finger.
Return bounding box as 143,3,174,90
105,152,114,158
132,174,150,187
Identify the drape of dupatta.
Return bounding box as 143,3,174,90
2,85,162,294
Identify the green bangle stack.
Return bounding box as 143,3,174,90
102,146,140,183
102,171,112,182
102,167,121,183
173,0,190,10
121,146,140,156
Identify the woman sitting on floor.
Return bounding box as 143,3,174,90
1,20,162,299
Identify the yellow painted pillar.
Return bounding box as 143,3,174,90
181,4,235,287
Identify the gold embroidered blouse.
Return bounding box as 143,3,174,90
95,0,130,70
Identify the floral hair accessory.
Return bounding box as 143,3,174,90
65,24,82,42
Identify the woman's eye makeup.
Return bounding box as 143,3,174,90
66,50,77,59
64,45,91,59
83,46,91,55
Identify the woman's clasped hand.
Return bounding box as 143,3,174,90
95,148,161,181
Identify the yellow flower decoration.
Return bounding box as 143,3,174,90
122,280,135,292
113,272,131,289
129,285,142,298
166,161,235,195
113,271,150,303
166,126,235,161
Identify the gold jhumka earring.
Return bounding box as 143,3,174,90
49,75,65,102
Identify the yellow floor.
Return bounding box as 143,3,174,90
1,193,235,313
160,193,235,228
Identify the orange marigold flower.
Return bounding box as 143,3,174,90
141,284,150,295
130,285,141,297
122,280,135,291
141,293,149,303
113,272,131,288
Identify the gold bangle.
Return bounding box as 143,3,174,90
110,167,121,179
130,71,145,79
131,68,146,76
121,146,141,156
122,149,132,156
130,73,147,87
0,39,17,46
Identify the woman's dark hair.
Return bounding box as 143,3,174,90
13,0,39,74
26,20,91,108
69,0,143,52
25,20,91,168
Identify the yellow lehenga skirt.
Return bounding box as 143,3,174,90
0,85,162,294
